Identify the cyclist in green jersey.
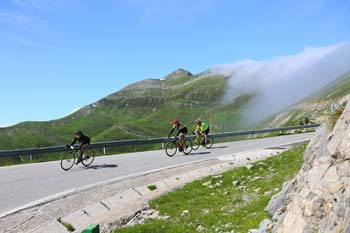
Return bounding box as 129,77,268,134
195,119,210,144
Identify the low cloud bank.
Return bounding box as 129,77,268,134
211,42,350,125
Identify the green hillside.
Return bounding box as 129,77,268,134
267,72,350,127
0,69,253,151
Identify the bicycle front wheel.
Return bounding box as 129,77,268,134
61,151,76,171
82,149,95,167
205,136,214,149
191,137,200,150
183,139,193,155
165,141,177,157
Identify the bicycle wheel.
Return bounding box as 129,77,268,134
183,139,193,155
61,151,76,171
82,149,95,167
165,141,177,157
191,137,200,150
205,136,214,149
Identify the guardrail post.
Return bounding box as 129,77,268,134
29,154,32,161
103,147,106,155
248,134,251,139
161,142,164,149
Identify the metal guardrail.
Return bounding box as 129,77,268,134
0,124,320,158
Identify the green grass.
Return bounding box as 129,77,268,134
148,185,158,191
114,144,306,233
57,218,75,232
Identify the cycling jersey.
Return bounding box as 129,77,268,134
70,134,90,149
169,122,188,137
195,122,209,133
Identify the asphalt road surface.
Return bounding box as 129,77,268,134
0,133,313,215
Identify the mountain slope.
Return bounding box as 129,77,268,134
267,72,350,127
0,69,254,150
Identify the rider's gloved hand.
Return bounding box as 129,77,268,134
70,145,74,150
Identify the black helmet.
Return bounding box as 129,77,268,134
75,130,82,135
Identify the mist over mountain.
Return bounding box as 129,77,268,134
212,42,350,124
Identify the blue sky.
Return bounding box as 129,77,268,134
0,0,349,127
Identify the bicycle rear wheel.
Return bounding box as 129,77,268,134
82,149,95,167
165,141,177,157
183,139,193,155
205,136,214,149
191,137,200,150
61,151,76,171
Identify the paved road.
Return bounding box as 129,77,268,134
0,133,313,215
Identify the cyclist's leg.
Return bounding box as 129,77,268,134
204,128,210,143
179,132,185,148
197,131,202,141
77,144,88,161
81,144,89,157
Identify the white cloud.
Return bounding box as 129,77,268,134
11,0,27,7
212,42,350,125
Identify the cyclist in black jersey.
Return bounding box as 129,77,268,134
66,130,90,164
168,119,188,152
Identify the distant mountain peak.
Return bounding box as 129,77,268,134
163,68,193,80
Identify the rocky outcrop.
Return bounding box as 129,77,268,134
262,101,350,233
163,68,193,80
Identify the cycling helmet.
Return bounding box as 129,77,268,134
75,130,82,135
172,119,179,125
196,118,201,125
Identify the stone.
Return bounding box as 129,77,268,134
238,186,247,191
251,176,263,182
84,202,109,218
202,209,210,214
212,175,223,179
181,210,189,216
196,224,205,232
232,180,240,186
33,220,69,233
258,219,272,233
254,188,261,193
60,209,91,231
248,229,259,233
259,101,350,233
202,181,212,187
265,179,295,215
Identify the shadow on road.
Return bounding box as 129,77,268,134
189,151,211,155
86,164,118,170
211,146,228,149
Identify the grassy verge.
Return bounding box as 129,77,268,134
114,145,306,233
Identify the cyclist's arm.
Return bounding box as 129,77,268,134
70,137,77,146
168,128,175,137
195,125,200,133
175,129,181,137
199,124,204,133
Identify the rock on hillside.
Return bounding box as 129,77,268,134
258,100,350,232
163,68,193,80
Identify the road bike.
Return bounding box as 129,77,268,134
191,132,214,150
165,137,193,157
60,146,95,171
